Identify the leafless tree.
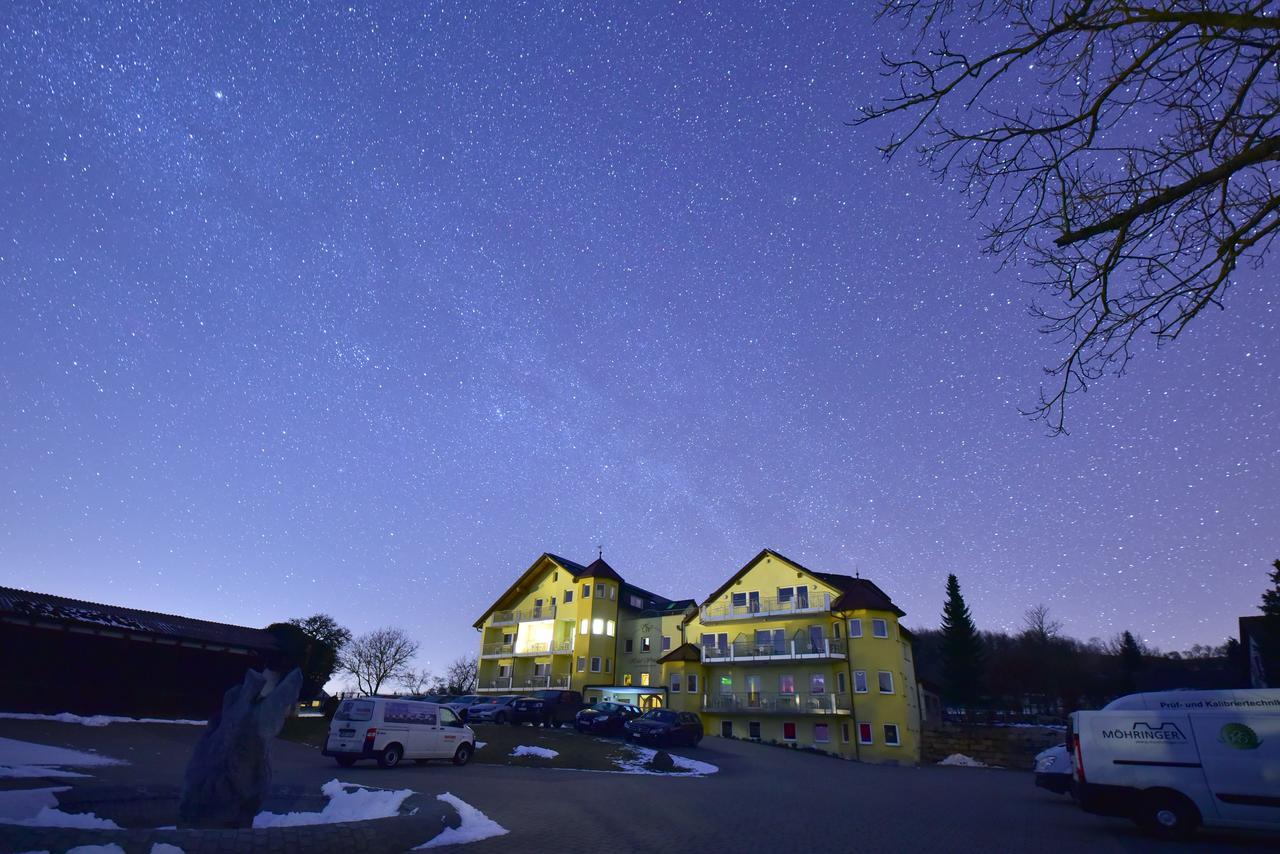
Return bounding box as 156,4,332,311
1022,603,1064,642
856,2,1280,432
336,627,420,695
444,655,479,694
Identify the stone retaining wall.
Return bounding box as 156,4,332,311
920,724,1064,769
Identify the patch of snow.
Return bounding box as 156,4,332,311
0,786,121,829
150,844,185,853
66,846,126,854
937,753,989,767
0,712,205,727
0,737,127,768
415,792,508,849
612,745,718,776
474,742,487,749
0,765,91,779
509,745,558,759
253,779,413,827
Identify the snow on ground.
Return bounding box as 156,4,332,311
415,792,509,849
474,741,487,749
612,745,719,776
938,753,989,767
253,779,414,827
0,785,121,829
509,745,558,759
0,764,91,778
66,845,127,854
0,736,126,779
0,712,206,727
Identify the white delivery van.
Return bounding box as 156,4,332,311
322,697,476,768
1069,688,1280,838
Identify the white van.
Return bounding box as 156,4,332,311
1069,689,1280,838
322,697,477,768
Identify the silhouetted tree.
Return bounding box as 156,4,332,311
857,2,1280,432
940,574,985,707
273,613,352,698
1261,559,1280,617
1118,630,1145,693
337,627,420,695
443,656,479,694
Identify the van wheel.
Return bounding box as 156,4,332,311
1136,790,1199,839
452,743,474,766
335,756,356,767
377,743,403,769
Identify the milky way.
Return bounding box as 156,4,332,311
1,1,1274,670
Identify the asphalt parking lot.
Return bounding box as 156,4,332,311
1,718,1275,853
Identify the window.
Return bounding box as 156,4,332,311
605,658,611,673
884,724,901,746
779,674,796,694
592,618,604,635
606,620,615,637
795,585,809,608
626,594,640,608
731,592,747,608
858,723,873,744
841,723,851,743
814,723,830,743
671,673,682,692
848,619,863,638
590,657,601,672
623,674,632,686
719,675,733,693
609,586,616,600
583,583,591,598
553,572,558,581
687,674,697,693
810,674,826,694
721,721,733,738
625,639,634,653
534,663,548,676
564,589,573,603
748,721,762,741
701,632,728,651
641,637,651,652
499,664,511,678
576,657,585,672
748,591,760,612
661,635,671,651
580,619,589,635
872,618,889,638
596,583,606,599
533,598,543,616
833,621,842,639
837,672,847,693
777,586,793,603
878,671,895,694
854,671,868,693
783,722,797,742
640,672,650,686
502,633,513,645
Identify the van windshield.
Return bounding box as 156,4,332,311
335,699,374,722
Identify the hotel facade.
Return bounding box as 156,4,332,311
473,548,921,764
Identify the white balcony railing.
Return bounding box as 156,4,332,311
701,636,845,662
478,676,514,692
700,592,831,622
489,604,558,626
702,692,850,715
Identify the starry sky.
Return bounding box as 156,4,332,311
1,1,1274,675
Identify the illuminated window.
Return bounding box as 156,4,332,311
623,674,632,686
848,619,863,638
878,671,894,694
779,674,796,694
810,674,826,694
687,674,697,693
640,672,650,686
858,723,873,744
814,723,830,743
606,620,615,637
884,724,901,746
592,618,604,635
670,673,681,692
576,657,585,672
783,722,797,742
872,619,889,638
641,637,651,652
590,657,601,672
854,671,868,693
580,619,589,635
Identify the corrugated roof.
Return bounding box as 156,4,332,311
0,586,280,651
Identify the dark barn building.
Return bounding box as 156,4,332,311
0,586,282,719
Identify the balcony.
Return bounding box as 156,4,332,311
477,673,573,693
701,637,845,663
700,592,832,623
702,692,851,715
489,604,558,626
480,640,572,659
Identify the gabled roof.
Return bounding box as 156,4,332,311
658,642,703,664
698,548,905,617
0,585,279,652
472,552,594,628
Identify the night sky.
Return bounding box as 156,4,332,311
1,2,1274,675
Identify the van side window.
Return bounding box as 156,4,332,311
439,707,458,725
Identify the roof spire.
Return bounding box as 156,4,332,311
598,543,603,560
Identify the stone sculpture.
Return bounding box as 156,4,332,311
178,667,303,829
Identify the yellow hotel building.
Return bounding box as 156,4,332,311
473,548,921,764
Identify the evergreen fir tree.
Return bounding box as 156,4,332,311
1261,559,1280,617
1118,630,1145,693
940,573,984,708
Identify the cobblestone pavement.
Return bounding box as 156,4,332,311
1,719,1275,853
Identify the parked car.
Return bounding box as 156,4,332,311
442,694,482,721
625,709,703,747
322,697,475,768
1033,743,1071,795
509,690,585,727
575,702,642,735
466,695,520,724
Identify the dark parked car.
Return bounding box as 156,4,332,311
625,709,703,747
575,702,642,735
510,690,585,727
